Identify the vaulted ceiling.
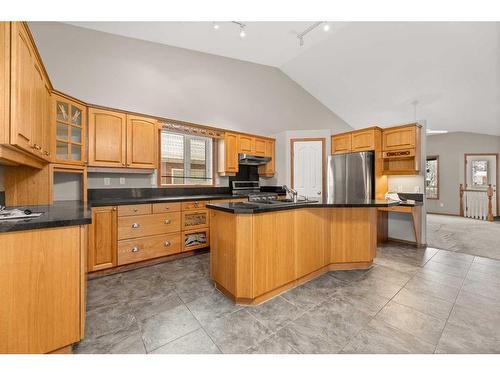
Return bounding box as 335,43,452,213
66,22,500,135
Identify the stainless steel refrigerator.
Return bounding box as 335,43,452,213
327,151,375,202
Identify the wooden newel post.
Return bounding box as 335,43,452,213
487,184,494,222
459,184,464,217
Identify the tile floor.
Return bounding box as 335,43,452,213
75,242,500,354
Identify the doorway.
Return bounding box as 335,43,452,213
290,138,326,200
464,153,498,216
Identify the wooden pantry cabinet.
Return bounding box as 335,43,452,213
88,109,158,168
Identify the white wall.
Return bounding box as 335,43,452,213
29,22,351,137
426,132,500,215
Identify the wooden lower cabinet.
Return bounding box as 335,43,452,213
118,233,181,265
210,207,377,305
88,200,214,274
88,206,117,272
0,226,86,354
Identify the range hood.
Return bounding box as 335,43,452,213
238,153,272,166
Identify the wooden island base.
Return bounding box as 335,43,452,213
209,207,378,305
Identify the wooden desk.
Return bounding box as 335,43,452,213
377,205,423,246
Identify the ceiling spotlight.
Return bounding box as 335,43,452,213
213,22,220,30
239,26,246,38
323,23,330,32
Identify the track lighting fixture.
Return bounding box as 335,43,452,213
297,21,330,47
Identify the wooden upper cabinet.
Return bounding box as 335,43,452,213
53,94,86,165
258,139,275,177
88,206,117,272
382,125,416,151
126,114,158,168
88,108,126,167
351,129,376,151
218,131,238,175
238,134,254,154
10,22,34,153
331,133,352,154
254,137,266,156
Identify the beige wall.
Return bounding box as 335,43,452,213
28,22,352,137
426,132,500,215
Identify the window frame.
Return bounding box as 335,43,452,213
425,155,439,200
158,131,216,187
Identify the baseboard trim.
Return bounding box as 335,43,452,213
386,237,427,248
427,212,460,216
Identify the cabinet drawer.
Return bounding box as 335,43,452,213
181,201,207,211
152,202,181,214
181,209,209,231
118,212,181,240
182,228,210,252
117,233,181,265
117,204,152,217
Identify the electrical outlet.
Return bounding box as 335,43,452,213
440,202,444,207
119,177,125,185
414,186,420,193
104,177,110,186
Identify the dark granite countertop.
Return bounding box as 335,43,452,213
0,201,92,233
206,199,401,214
398,201,424,207
89,193,255,207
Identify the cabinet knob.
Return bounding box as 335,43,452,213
164,219,171,224
131,246,139,253
131,223,140,228
194,202,199,207
112,207,117,211
133,208,138,212
164,241,171,247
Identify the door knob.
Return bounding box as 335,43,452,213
317,191,321,195
131,223,140,228
131,246,139,253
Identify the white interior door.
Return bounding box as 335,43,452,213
292,140,324,200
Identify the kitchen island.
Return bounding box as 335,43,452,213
207,199,399,305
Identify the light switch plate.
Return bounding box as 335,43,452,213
120,177,126,185
104,177,110,186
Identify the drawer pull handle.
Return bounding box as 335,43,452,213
164,241,171,247
164,219,171,224
132,223,140,228
131,246,139,253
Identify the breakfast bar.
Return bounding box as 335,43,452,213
207,199,398,305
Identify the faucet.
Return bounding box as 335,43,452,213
282,185,298,203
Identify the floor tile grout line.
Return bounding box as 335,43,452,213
181,284,226,354
338,264,420,353
431,253,475,354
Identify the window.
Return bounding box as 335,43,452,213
471,160,488,187
425,156,439,199
159,131,213,186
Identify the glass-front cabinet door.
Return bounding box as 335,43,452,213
53,94,86,164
